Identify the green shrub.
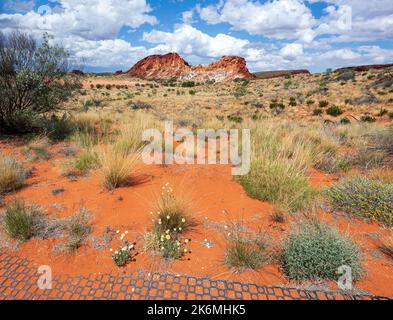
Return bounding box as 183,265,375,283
327,177,393,226
269,102,285,114
181,81,195,87
326,106,344,117
234,86,247,97
0,32,79,133
2,200,41,241
227,114,243,123
340,117,351,125
281,220,362,280
289,101,297,107
361,115,376,123
319,100,329,108
313,108,323,116
43,114,75,141
378,108,389,117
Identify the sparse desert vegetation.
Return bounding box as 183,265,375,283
1,30,393,299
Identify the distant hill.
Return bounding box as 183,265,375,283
335,63,393,73
124,52,254,82
253,70,310,79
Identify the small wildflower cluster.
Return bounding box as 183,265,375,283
157,228,190,259
110,230,135,267
149,183,191,259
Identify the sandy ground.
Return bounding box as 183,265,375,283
1,140,392,297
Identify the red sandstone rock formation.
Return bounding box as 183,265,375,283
125,53,253,82
126,53,191,79
69,70,85,76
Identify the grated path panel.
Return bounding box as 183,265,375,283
0,250,388,300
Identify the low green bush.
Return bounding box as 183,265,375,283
313,108,323,116
43,114,75,141
281,220,362,280
319,100,329,108
327,177,393,226
181,81,195,87
340,117,351,124
326,106,344,117
227,114,243,123
361,115,376,123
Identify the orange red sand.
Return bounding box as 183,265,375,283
1,141,392,297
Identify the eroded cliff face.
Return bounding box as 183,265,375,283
125,53,254,82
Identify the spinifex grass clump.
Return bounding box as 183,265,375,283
145,183,191,259
225,232,270,272
327,177,393,226
281,220,362,281
61,150,99,177
2,200,42,241
111,230,135,267
113,112,157,155
98,146,140,190
0,154,27,195
239,160,315,212
23,136,51,161
380,235,393,259
237,121,333,212
65,207,91,252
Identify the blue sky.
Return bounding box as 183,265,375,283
1,0,392,72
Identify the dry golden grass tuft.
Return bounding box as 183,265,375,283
0,154,27,195
113,111,159,155
98,146,141,190
366,168,393,183
23,136,51,161
381,234,393,259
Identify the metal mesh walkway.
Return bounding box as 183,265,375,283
0,250,387,300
